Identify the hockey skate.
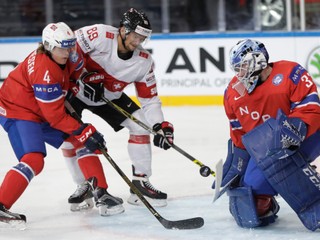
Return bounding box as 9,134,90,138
128,173,167,207
68,181,94,212
94,187,125,216
0,203,26,229
86,177,125,216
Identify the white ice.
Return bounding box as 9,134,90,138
0,106,318,239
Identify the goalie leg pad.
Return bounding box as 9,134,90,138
227,186,260,228
299,130,320,163
243,125,320,231
259,153,320,231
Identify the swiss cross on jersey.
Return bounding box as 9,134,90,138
112,82,126,91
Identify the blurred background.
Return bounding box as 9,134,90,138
1,0,320,105
0,0,320,37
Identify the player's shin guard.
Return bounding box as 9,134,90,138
128,134,152,176
61,141,86,185
77,148,108,189
0,153,43,209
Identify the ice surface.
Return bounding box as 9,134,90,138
0,106,318,239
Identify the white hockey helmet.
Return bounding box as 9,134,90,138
42,22,76,52
229,39,269,94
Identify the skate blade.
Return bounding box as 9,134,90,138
98,204,125,216
127,194,167,207
0,219,27,230
70,198,94,212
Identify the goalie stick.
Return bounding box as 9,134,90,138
211,154,239,202
213,159,223,201
100,95,216,177
65,100,204,230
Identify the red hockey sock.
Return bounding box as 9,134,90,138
255,194,273,216
0,170,28,209
78,155,108,189
0,153,44,209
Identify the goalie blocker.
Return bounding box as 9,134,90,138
242,110,320,231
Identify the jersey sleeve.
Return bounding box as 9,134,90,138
287,64,320,136
135,60,158,99
135,59,164,125
32,66,80,134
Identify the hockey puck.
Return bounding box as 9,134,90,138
199,166,211,177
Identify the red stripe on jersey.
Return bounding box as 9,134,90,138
135,81,157,98
106,32,114,39
139,52,149,59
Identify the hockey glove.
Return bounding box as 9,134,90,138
78,72,105,102
73,124,106,153
153,121,174,150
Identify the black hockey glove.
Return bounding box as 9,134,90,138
73,124,106,153
78,72,105,102
153,121,174,150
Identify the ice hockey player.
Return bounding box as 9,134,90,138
214,38,320,230
0,22,123,226
62,8,174,211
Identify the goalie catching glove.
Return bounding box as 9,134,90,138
78,72,105,102
73,124,106,153
153,121,174,150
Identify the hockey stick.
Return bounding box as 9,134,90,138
100,95,216,177
64,100,204,230
213,175,239,202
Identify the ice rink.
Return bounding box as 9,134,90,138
0,106,319,239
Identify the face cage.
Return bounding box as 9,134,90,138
232,53,260,94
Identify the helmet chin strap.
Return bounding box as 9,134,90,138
119,29,131,52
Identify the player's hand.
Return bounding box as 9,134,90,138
153,121,174,150
78,72,105,102
73,124,106,153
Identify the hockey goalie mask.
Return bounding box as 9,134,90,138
120,8,152,46
229,39,269,94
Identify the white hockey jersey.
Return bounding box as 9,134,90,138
75,24,164,125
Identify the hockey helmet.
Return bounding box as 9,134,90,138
42,22,76,52
120,8,152,38
229,39,269,93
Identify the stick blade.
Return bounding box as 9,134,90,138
159,217,204,230
213,159,223,202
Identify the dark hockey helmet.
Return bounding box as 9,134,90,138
120,8,152,38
